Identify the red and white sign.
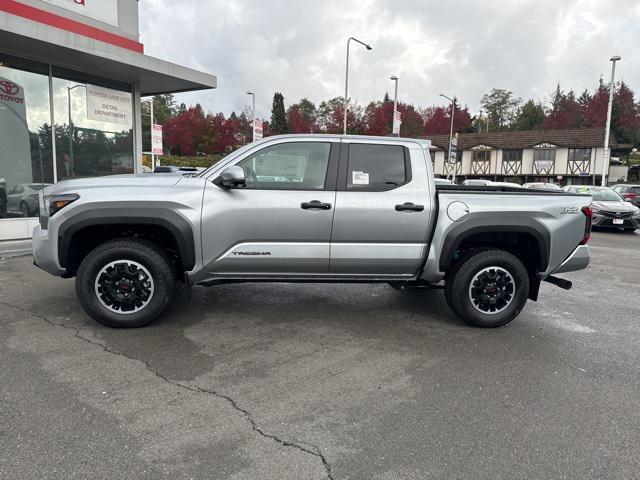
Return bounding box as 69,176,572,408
39,0,119,27
392,110,402,135
0,77,31,184
152,124,163,155
253,119,263,141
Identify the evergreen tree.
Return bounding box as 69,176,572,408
515,100,545,130
270,92,289,134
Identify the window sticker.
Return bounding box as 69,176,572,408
352,171,369,185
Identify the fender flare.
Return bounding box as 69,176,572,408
439,220,551,272
57,208,196,271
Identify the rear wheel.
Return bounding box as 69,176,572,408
75,239,176,327
445,249,529,328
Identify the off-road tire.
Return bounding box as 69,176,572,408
75,239,176,327
444,249,529,328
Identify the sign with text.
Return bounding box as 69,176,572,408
392,110,402,135
0,78,31,184
39,0,119,26
152,124,163,155
253,119,263,141
449,135,458,161
86,84,132,127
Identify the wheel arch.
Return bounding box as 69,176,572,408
58,208,196,277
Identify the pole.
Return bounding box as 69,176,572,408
150,97,155,170
67,87,73,175
602,56,620,187
252,94,255,142
343,37,372,135
343,39,351,135
391,76,398,137
447,98,456,181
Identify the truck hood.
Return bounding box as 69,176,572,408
592,200,637,212
43,174,183,195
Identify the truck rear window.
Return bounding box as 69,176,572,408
347,144,407,191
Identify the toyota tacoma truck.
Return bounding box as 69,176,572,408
33,135,592,328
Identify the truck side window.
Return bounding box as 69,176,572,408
347,144,408,191
236,142,331,190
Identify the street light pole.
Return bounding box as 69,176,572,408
602,55,621,187
67,84,86,177
440,93,456,181
390,75,398,136
246,91,255,142
343,37,372,135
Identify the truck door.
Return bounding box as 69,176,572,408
330,141,433,276
201,138,339,275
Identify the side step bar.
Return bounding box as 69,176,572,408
544,275,572,290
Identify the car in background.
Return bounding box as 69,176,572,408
488,181,522,188
6,183,49,217
611,184,640,208
523,182,561,190
153,166,203,176
564,185,640,232
462,179,491,186
434,178,454,185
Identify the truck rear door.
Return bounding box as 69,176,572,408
329,140,434,276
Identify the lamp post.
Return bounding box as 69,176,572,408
440,93,456,181
390,75,399,136
343,37,372,135
67,84,86,177
602,55,621,187
246,91,255,141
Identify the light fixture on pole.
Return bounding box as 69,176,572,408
440,93,456,181
602,55,621,187
390,75,399,136
343,37,372,135
246,91,255,142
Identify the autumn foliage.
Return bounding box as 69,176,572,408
159,80,640,157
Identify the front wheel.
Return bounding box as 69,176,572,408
444,249,530,328
75,239,176,327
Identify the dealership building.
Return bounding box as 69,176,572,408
0,0,216,240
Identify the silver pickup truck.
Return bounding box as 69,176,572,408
33,135,592,328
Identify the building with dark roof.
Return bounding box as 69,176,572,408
426,128,633,185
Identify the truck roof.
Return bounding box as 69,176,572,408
261,134,432,149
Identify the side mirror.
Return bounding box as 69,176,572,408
214,166,245,189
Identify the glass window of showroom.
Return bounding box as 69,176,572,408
0,53,134,220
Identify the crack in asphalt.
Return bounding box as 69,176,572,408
0,301,335,480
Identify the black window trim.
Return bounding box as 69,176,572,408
230,140,340,191
337,142,412,192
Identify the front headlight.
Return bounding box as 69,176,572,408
39,193,79,229
47,194,79,217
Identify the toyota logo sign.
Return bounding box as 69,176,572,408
0,80,20,95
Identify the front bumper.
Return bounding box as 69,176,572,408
32,225,65,276
551,244,590,275
592,213,640,229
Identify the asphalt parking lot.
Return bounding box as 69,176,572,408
1,230,639,480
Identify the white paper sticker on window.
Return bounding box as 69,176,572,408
352,171,369,185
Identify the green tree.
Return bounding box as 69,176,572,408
515,100,545,130
480,88,521,130
270,92,289,134
141,94,177,151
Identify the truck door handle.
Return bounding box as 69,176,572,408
301,200,332,210
395,202,424,212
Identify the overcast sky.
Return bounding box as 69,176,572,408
140,0,640,118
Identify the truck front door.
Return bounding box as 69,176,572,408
330,141,433,276
201,139,339,276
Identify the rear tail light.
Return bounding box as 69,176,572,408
623,193,638,200
580,206,592,245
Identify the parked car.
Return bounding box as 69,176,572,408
523,182,562,190
434,178,454,185
611,184,640,208
34,134,592,329
462,179,491,186
153,166,202,176
564,185,640,232
488,181,522,188
6,183,49,217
